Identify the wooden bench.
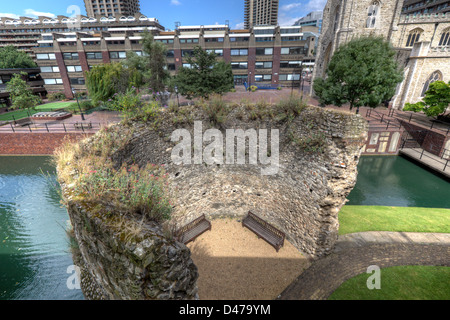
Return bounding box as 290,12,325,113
14,117,33,127
175,214,212,245
242,211,285,252
74,122,93,130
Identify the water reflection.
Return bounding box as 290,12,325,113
0,156,84,300
348,156,450,208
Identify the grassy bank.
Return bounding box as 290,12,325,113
0,101,75,121
339,205,450,235
328,265,450,300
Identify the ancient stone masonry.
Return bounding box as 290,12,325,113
58,105,367,300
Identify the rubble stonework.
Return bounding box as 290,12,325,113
60,105,367,300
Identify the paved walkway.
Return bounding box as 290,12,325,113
278,231,450,300
399,148,450,179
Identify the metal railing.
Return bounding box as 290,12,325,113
400,138,450,172
0,121,108,133
365,108,402,130
388,109,450,136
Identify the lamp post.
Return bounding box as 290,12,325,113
174,86,180,109
72,88,85,121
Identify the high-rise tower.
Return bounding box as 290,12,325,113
244,0,279,29
84,0,141,17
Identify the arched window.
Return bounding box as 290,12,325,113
406,28,423,47
421,71,442,97
438,28,450,46
366,2,380,28
333,6,340,32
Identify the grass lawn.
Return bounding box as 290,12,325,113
339,205,450,235
0,101,76,121
328,265,450,300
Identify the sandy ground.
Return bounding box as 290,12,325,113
187,218,311,300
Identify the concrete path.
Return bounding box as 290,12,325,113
278,231,450,300
399,148,450,179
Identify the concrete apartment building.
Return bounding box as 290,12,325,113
84,0,141,17
294,11,323,33
244,0,279,29
402,0,450,15
34,20,317,98
0,14,164,59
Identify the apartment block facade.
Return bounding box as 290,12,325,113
33,21,317,98
244,0,279,29
402,0,449,15
0,14,164,59
84,0,141,17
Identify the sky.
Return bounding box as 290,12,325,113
0,0,327,30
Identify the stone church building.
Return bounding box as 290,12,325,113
313,0,450,110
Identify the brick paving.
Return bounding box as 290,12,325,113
278,232,450,300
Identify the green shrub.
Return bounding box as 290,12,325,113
75,163,172,222
277,94,307,118
203,95,230,125
48,92,66,102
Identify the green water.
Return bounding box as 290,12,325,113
0,156,84,300
348,156,450,208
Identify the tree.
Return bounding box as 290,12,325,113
85,63,142,104
123,31,170,94
313,36,403,113
174,46,234,99
6,72,40,110
404,81,450,118
0,46,37,69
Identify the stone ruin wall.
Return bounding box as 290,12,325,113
61,105,368,300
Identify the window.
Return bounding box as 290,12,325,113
109,51,127,59
63,52,79,60
281,47,304,55
230,37,249,42
438,29,450,46
181,50,194,57
282,36,301,41
421,71,442,97
40,66,60,73
231,49,248,56
281,28,301,34
206,49,223,56
166,50,174,58
279,74,301,81
280,61,302,68
44,78,63,85
255,61,273,69
157,39,173,44
255,74,272,82
70,78,85,85
406,29,422,47
36,53,56,60
204,37,223,43
86,52,103,59
256,48,273,55
231,62,248,69
179,38,199,44
255,37,273,42
67,66,83,72
366,2,380,28
334,6,340,32
167,64,176,71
